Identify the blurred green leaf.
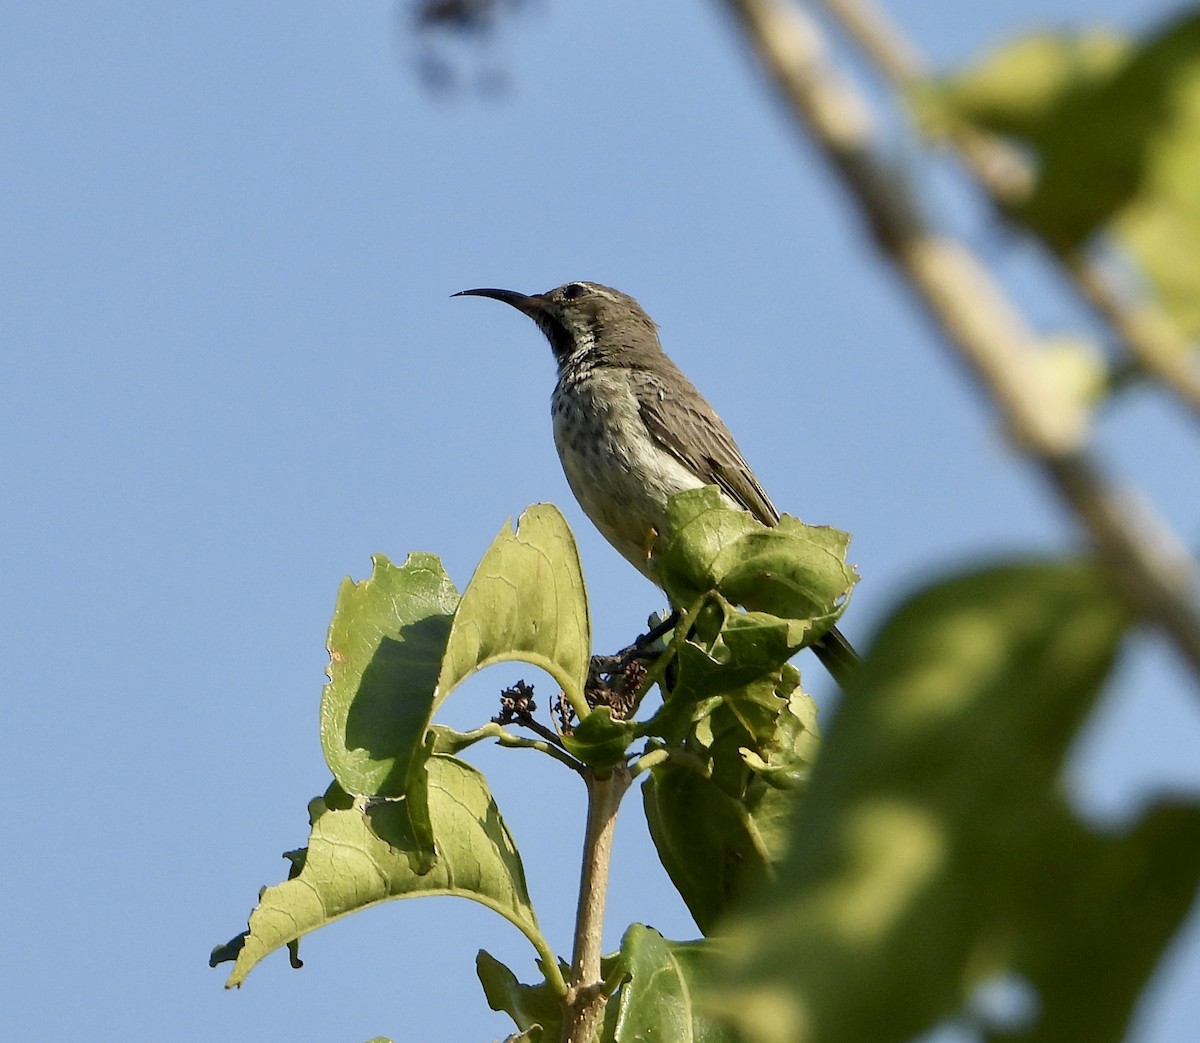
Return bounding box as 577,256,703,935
1112,29,1200,342
436,504,591,711
706,560,1200,1043
222,757,544,987
917,30,1127,137
927,14,1200,337
658,488,856,642
477,950,565,1042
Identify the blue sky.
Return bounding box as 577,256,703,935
4,2,1199,1040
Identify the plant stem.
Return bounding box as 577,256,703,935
493,729,585,773
629,746,670,778
562,764,632,1043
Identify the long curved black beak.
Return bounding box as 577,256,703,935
453,287,549,318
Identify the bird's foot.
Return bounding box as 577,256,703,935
606,609,680,669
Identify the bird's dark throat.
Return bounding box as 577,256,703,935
537,313,577,366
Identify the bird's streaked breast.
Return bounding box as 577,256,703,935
551,368,710,578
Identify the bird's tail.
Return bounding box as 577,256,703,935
812,624,860,686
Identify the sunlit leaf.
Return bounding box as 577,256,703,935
436,504,591,711
316,553,459,867
671,611,805,742
428,721,506,755
222,757,544,987
658,488,857,642
477,950,565,1042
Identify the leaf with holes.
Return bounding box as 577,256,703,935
220,757,545,988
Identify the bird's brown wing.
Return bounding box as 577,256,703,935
632,364,780,526
634,364,862,684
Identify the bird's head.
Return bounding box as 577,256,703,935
455,281,660,371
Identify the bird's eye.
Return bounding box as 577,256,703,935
562,283,586,300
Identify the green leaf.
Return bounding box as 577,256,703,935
477,950,565,1042
561,707,640,769
676,611,805,696
1028,14,1200,308
644,675,819,934
605,925,742,1042
670,611,806,744
223,757,546,988
1109,17,1200,341
643,762,796,935
918,31,1127,139
208,933,246,968
658,488,857,641
734,667,820,790
427,722,506,755
642,587,824,931
436,504,591,714
319,552,459,798
706,560,1200,1043
927,15,1200,338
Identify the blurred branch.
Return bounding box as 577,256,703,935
717,0,1200,675
817,0,1200,417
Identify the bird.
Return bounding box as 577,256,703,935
454,280,858,683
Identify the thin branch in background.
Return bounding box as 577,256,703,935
717,0,1200,676
817,0,1200,417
